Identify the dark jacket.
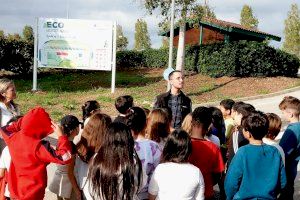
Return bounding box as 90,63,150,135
154,90,192,128
226,127,248,168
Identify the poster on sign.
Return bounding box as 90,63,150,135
33,18,117,93
37,18,113,71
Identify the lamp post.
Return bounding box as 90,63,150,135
168,0,175,69
66,0,69,19
167,0,175,91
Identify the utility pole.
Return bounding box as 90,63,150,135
167,0,175,91
66,0,70,19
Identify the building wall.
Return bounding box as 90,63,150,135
202,27,225,44
173,27,225,47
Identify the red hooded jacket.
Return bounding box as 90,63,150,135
0,107,72,200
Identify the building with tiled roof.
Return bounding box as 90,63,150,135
160,18,281,47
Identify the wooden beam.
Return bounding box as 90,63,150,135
199,25,203,45
224,34,230,43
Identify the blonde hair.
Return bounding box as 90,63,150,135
146,108,170,143
279,96,300,116
0,78,14,102
182,113,192,135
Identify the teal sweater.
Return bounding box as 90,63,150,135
225,144,286,200
279,122,300,162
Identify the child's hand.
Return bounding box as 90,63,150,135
51,121,64,137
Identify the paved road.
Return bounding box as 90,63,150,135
44,89,300,199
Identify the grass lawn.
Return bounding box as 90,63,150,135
7,68,300,121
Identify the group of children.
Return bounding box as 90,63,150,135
217,97,299,200
0,94,299,200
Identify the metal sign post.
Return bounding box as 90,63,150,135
111,22,117,93
32,17,38,91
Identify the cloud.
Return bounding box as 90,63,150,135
211,0,297,47
0,0,162,48
0,0,298,49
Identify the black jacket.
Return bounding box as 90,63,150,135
226,127,249,168
154,90,192,127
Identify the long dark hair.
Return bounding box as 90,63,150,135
88,122,142,200
208,107,225,144
161,129,192,163
126,107,146,135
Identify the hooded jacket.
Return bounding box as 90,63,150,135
0,107,72,200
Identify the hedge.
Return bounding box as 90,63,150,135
116,48,172,69
0,37,299,77
117,41,299,77
196,41,300,77
0,38,33,75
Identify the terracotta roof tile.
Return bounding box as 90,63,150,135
160,17,280,41
202,17,278,38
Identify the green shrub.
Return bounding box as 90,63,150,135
0,38,33,75
196,41,300,77
185,45,200,72
116,48,173,69
116,50,144,68
141,48,169,68
197,42,238,77
1,36,299,78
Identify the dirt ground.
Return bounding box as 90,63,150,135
5,68,300,119
136,68,300,104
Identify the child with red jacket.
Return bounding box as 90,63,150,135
0,107,72,200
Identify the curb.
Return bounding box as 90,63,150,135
193,85,300,108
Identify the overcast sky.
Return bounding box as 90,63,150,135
0,0,298,49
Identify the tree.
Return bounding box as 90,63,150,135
190,4,216,21
283,3,300,59
22,25,34,43
134,19,151,50
240,5,259,29
161,37,169,49
0,30,4,39
116,25,128,51
158,21,170,49
141,0,214,71
6,33,21,41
